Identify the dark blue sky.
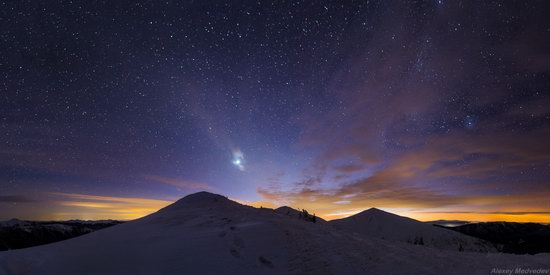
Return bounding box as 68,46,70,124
1,0,550,221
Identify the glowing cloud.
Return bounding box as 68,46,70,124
232,149,245,171
48,192,173,220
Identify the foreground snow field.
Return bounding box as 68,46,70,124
0,192,548,275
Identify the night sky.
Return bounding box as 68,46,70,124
1,1,550,222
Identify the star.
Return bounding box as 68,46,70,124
464,116,476,129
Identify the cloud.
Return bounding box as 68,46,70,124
0,195,37,203
334,164,364,173
258,170,463,213
231,149,245,171
48,192,173,220
294,177,322,187
144,175,213,191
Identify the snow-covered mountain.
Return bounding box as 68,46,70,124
330,208,496,252
0,192,548,275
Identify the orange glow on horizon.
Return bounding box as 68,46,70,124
22,191,550,224
407,212,550,224
38,192,174,221
237,199,550,223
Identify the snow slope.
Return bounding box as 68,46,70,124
0,192,548,275
330,208,496,252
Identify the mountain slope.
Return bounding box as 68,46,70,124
329,208,496,252
0,192,548,275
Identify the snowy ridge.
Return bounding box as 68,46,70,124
274,206,326,223
0,192,548,275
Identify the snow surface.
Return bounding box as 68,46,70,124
0,192,548,275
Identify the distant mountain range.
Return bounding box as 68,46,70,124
425,220,471,227
0,192,548,275
435,221,550,255
0,219,122,251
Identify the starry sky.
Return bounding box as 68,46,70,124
1,0,550,222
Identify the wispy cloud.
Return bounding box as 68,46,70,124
48,192,173,220
0,195,37,203
144,175,213,191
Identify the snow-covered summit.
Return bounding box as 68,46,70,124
352,207,392,218
160,191,237,211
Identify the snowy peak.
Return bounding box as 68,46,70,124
275,206,301,217
156,191,242,214
361,207,385,213
330,207,497,252
176,191,230,205
340,207,418,226
354,208,410,220
355,207,392,217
